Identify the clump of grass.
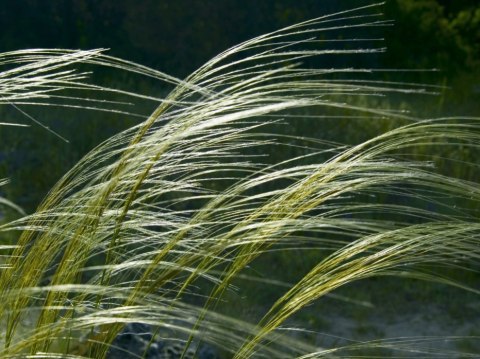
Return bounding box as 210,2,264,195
0,3,479,358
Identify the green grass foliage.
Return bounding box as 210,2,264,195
0,3,479,358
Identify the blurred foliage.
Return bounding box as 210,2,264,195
1,0,476,76
383,0,479,115
384,0,479,72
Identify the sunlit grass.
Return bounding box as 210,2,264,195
0,3,479,358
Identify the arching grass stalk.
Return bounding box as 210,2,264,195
0,2,479,358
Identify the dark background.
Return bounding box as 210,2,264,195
0,0,478,78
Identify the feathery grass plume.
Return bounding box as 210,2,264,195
0,49,114,223
0,2,479,358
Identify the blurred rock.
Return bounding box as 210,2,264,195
106,323,220,359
